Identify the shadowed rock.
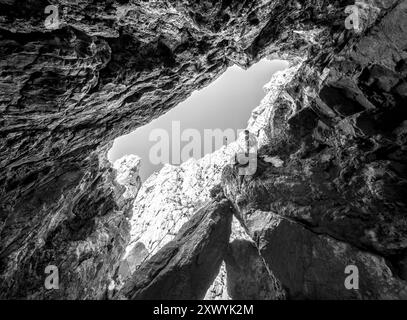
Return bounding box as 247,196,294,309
118,198,234,300
225,239,285,300
0,0,322,298
219,0,407,299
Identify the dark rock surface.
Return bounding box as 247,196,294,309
225,239,285,300
0,146,133,299
118,198,234,300
0,0,406,299
0,0,321,298
221,0,407,299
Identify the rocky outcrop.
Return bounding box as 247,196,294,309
118,198,234,300
1,0,406,299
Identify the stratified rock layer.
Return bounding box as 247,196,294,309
118,198,234,300
257,216,407,299
225,239,285,300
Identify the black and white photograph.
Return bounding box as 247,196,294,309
0,0,406,311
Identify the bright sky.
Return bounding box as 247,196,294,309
108,59,288,180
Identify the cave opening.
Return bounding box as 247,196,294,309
108,59,288,181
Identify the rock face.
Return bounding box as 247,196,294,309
113,155,142,199
225,239,285,300
0,0,406,299
249,215,407,299
118,198,234,300
0,147,138,299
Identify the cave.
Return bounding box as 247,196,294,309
0,0,407,302
108,58,288,180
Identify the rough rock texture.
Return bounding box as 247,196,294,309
115,156,229,284
203,262,231,300
221,0,407,299
0,0,301,298
115,137,285,299
225,239,285,300
0,146,137,299
115,146,278,299
118,198,234,300
113,155,142,199
248,214,407,299
1,0,407,299
121,137,246,271
203,214,262,300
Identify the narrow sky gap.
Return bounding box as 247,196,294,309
108,59,288,180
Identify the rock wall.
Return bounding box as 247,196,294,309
0,0,406,299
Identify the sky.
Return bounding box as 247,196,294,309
108,59,288,181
